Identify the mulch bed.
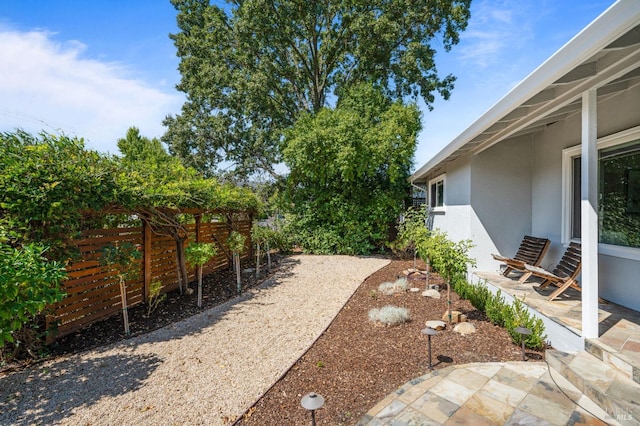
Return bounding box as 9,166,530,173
237,258,545,425
3,255,546,426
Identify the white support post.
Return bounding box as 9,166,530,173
581,89,599,339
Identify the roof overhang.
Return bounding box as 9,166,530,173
411,0,640,183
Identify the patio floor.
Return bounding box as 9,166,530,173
474,270,640,382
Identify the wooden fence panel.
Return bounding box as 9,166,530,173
47,216,253,342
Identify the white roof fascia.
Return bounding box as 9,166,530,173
411,0,640,183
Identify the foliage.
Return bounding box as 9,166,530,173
378,278,408,295
389,206,430,259
165,0,471,176
99,243,142,282
227,231,247,254
368,305,411,326
452,280,547,350
283,84,421,254
185,242,218,267
0,244,66,357
505,297,547,350
416,230,475,284
147,280,166,316
0,131,120,256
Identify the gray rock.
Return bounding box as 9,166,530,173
453,322,476,335
422,289,440,299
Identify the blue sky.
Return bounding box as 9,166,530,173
0,0,614,170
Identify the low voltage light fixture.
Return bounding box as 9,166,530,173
301,392,324,426
421,326,438,369
514,326,532,361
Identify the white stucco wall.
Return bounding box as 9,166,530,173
529,85,640,310
470,135,534,271
423,85,640,311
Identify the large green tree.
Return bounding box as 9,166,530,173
164,0,471,177
283,83,421,254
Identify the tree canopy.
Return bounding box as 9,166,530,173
164,0,471,177
283,83,421,254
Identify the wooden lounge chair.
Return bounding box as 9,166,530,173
524,242,581,301
492,236,550,282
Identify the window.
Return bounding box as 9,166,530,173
429,174,445,210
562,126,640,258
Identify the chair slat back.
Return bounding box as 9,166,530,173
513,236,550,265
552,242,582,279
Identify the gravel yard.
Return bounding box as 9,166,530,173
0,255,389,425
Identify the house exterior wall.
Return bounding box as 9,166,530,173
470,135,534,270
529,84,640,310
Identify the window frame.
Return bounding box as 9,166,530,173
561,125,640,261
428,174,446,212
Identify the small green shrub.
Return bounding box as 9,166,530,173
484,290,505,326
504,297,547,350
368,305,411,326
0,243,67,359
147,280,166,316
378,277,408,295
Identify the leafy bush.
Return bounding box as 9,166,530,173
147,280,166,316
378,278,409,295
504,297,547,350
227,231,247,254
185,242,218,267
453,280,547,350
0,244,67,359
484,289,506,326
388,206,430,259
368,305,411,326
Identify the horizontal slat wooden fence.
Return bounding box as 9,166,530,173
47,215,252,341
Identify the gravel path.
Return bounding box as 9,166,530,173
0,255,389,425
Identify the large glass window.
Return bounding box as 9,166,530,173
564,131,640,251
599,141,640,248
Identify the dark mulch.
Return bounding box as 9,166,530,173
237,258,545,426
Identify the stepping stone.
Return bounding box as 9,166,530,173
425,320,446,330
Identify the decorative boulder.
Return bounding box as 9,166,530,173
442,310,464,322
453,322,476,335
422,289,440,299
410,287,420,293
425,320,446,330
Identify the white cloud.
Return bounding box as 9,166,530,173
0,29,183,154
456,0,538,68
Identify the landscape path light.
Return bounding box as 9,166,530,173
421,326,438,369
514,326,532,361
301,392,324,426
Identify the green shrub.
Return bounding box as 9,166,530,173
368,305,411,326
457,281,547,350
0,244,67,359
389,206,430,259
484,290,506,326
504,297,547,350
147,280,166,315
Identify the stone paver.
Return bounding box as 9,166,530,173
358,362,622,425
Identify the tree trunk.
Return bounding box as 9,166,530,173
235,253,241,294
118,276,130,335
197,265,203,308
174,234,189,293
256,243,261,279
